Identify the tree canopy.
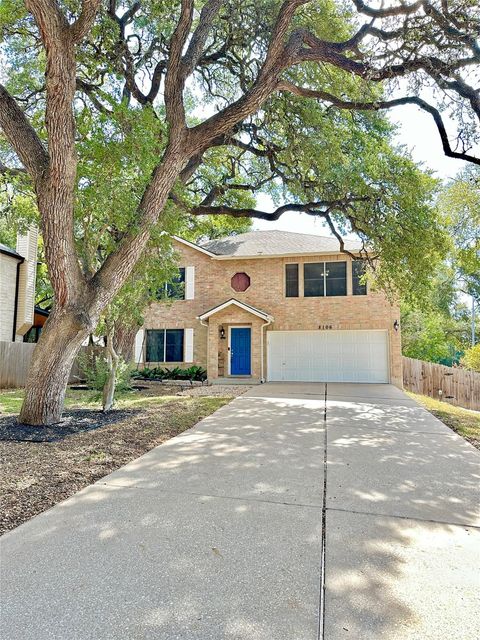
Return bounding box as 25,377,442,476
0,0,478,424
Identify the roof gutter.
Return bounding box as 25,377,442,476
260,317,272,383
211,250,365,260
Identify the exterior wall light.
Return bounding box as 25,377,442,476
393,320,399,332
220,326,226,339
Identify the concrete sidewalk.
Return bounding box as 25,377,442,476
1,383,479,639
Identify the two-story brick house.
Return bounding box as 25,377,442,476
136,230,402,386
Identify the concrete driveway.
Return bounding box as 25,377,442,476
1,383,479,639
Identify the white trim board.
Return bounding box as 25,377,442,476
197,298,273,322
172,236,216,257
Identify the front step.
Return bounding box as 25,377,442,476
211,377,260,385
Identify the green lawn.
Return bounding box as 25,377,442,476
407,392,480,449
0,387,223,415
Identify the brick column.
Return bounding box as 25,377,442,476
208,321,219,379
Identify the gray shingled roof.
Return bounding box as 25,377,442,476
0,243,23,260
201,230,362,257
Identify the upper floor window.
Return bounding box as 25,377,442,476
304,262,347,297
352,260,367,295
285,263,299,297
146,329,184,362
162,267,185,300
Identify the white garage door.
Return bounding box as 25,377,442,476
267,330,389,383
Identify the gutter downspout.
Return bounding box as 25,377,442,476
260,318,272,383
12,256,25,342
199,318,209,382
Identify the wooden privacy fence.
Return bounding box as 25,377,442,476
0,341,88,389
403,356,480,411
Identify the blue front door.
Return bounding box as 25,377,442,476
230,328,251,375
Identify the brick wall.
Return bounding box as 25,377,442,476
143,240,402,386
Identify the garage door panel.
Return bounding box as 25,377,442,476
267,330,389,383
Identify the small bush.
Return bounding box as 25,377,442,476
132,365,207,382
77,350,133,392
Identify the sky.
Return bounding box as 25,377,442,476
253,104,472,235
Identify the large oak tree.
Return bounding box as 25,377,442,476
0,0,478,424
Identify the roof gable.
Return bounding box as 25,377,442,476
197,298,274,322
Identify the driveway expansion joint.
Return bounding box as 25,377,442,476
99,481,326,510
325,506,480,529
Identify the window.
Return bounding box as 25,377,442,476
352,260,367,295
285,264,299,297
304,261,347,297
23,326,42,343
146,329,184,362
160,267,185,300
231,272,250,292
304,263,325,297
325,261,347,296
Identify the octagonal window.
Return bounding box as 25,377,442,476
231,272,250,292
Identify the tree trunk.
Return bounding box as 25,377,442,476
102,328,119,412
113,321,138,363
18,152,186,425
19,308,92,425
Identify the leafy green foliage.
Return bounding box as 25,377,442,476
461,345,480,373
76,349,133,392
1,0,452,312
437,166,480,304
133,365,207,382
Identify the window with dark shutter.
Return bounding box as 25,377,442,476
352,260,367,295
285,264,299,297
304,263,324,297
325,262,347,296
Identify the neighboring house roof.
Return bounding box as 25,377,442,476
34,306,50,317
200,230,363,258
0,243,24,261
197,298,274,322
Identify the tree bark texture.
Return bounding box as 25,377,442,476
18,307,92,425
113,322,138,363
102,329,119,412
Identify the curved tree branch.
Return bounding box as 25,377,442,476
278,80,480,165
70,0,101,43
0,83,49,183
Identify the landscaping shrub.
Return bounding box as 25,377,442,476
77,350,133,392
132,365,207,382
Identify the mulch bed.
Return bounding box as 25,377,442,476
0,409,139,442
0,392,228,536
